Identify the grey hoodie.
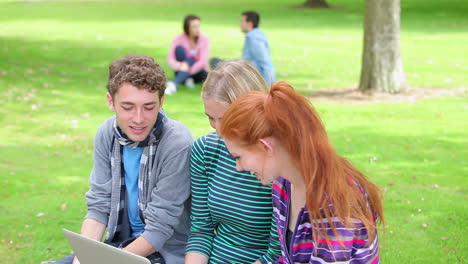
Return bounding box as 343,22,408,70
85,115,193,264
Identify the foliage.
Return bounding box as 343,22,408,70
0,0,466,263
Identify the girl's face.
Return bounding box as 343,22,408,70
188,19,201,38
224,138,279,185
203,98,227,135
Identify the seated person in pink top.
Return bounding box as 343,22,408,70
166,15,210,95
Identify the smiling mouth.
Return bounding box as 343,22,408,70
129,126,147,133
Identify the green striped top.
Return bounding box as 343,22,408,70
186,133,281,263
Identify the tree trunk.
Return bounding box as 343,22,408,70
303,0,330,8
359,0,406,93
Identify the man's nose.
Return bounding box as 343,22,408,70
134,109,144,123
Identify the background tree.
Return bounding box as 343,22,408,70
303,0,330,8
359,0,406,93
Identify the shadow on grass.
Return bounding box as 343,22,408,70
1,0,466,33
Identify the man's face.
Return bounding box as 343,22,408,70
240,15,251,33
107,82,164,142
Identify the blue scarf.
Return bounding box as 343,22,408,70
106,112,165,242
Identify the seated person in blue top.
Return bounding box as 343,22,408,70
210,11,276,85
166,14,210,95
52,54,193,264
220,82,384,263
240,11,276,85
184,60,281,264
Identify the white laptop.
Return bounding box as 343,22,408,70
63,229,150,264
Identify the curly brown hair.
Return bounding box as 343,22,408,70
107,54,167,99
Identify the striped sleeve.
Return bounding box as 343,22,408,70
310,218,380,263
259,211,282,263
185,136,214,257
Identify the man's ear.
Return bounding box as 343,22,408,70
258,138,274,156
248,21,254,30
159,95,165,110
106,93,115,112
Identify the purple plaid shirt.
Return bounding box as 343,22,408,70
270,177,380,264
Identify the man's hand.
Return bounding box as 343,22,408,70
79,218,106,240
184,252,209,264
70,218,105,264
123,236,156,257
72,256,80,264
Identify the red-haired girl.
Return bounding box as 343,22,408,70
220,82,384,264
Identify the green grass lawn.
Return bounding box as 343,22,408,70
1,0,467,263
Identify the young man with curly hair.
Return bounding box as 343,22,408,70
52,54,193,264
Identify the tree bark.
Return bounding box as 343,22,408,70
303,0,330,8
359,0,406,93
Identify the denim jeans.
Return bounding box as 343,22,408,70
173,45,208,86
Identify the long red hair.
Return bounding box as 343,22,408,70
220,81,384,242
